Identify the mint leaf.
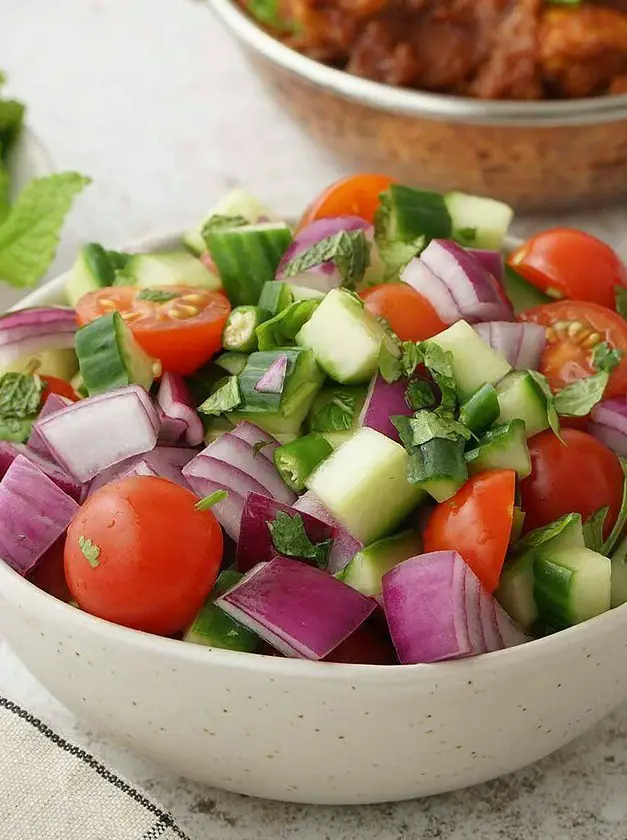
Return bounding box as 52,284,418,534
309,388,358,433
78,536,100,568
195,489,228,510
198,376,241,416
137,288,179,304
516,512,582,552
0,372,43,418
201,214,248,237
553,371,608,417
0,172,90,288
583,507,609,553
378,332,403,383
267,511,332,569
593,341,623,374
256,299,318,350
0,416,35,443
282,230,370,291
615,287,627,320
374,192,425,280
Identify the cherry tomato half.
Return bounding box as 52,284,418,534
295,174,395,231
360,284,447,342
40,375,77,403
509,228,627,309
64,476,223,636
520,429,623,539
423,470,516,593
76,286,231,375
519,301,627,397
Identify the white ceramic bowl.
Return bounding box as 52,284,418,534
2,234,627,805
0,127,55,312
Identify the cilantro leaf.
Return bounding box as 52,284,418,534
378,332,403,383
593,341,623,374
136,288,179,304
516,512,582,552
195,489,229,510
582,507,609,553
308,387,358,434
201,214,249,236
527,369,561,440
0,372,44,418
267,510,332,569
78,536,100,568
419,341,458,413
198,376,241,416
281,230,370,291
406,378,437,411
392,410,472,449
615,286,627,320
553,371,608,417
0,172,90,288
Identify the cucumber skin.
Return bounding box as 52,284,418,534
341,529,422,596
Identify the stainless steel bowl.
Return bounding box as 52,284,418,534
210,0,627,211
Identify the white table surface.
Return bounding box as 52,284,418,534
2,1,627,837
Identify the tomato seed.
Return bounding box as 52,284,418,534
170,304,199,319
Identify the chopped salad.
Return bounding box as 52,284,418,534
3,173,627,666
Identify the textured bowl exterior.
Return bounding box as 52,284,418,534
210,0,627,212
2,233,627,805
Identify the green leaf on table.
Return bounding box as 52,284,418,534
0,172,90,288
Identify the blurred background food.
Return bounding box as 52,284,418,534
242,0,627,100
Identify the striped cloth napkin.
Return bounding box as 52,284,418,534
0,697,191,840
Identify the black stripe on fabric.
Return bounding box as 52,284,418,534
141,818,171,840
0,697,190,840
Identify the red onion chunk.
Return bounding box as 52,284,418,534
466,248,504,283
27,393,73,459
0,455,78,576
360,374,412,443
157,372,204,447
420,240,514,323
473,321,546,370
494,601,529,648
382,551,472,664
0,441,83,501
254,353,288,394
0,307,78,367
157,409,187,443
464,565,485,654
201,433,296,505
515,323,546,371
236,492,335,572
89,445,195,495
230,421,279,460
216,556,377,659
400,259,461,325
183,455,269,500
118,459,159,480
589,422,627,458
275,216,371,291
35,385,160,483
293,490,362,574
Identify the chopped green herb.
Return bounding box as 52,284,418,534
527,369,561,440
419,342,457,413
516,512,582,552
195,489,229,510
378,332,403,383
256,299,319,350
198,376,241,416
267,510,332,570
282,230,370,291
0,172,90,288
201,214,249,236
78,536,101,568
0,416,35,443
392,410,472,449
0,372,44,419
136,288,179,304
582,507,609,554
553,371,608,417
405,378,436,411
455,227,477,246
615,287,627,320
253,440,271,457
593,341,623,374
308,388,358,433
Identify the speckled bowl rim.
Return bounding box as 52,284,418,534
2,227,627,684
210,0,627,127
